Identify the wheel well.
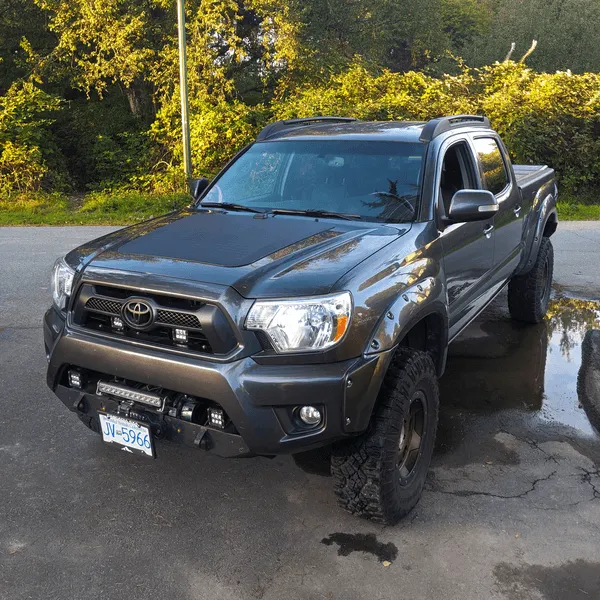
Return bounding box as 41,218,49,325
543,213,558,237
398,313,446,376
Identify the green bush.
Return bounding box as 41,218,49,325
51,93,151,192
150,93,268,188
0,80,67,197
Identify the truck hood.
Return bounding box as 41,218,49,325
68,209,409,298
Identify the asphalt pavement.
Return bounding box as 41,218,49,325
1,223,599,600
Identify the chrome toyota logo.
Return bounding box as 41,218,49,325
122,300,153,329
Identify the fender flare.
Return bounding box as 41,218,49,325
517,192,558,275
365,277,449,376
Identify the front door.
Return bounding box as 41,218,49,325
472,136,523,283
437,140,495,337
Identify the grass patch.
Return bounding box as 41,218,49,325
557,202,600,220
557,188,600,220
0,191,190,226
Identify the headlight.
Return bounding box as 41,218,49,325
51,258,75,310
246,292,352,353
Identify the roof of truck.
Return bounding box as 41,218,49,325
262,121,427,143
255,115,492,144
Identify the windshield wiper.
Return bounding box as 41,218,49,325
270,208,362,221
200,202,265,214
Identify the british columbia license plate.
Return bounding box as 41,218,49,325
98,413,154,458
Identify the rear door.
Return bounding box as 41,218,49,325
472,136,523,283
436,138,495,337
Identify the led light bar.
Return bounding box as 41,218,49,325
96,381,163,409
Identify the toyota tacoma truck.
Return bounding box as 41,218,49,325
44,115,558,524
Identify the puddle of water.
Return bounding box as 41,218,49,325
439,297,600,439
321,533,398,563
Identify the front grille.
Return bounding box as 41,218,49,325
85,297,121,315
73,284,237,355
155,310,201,329
85,297,202,330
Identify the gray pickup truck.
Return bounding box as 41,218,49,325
44,115,558,524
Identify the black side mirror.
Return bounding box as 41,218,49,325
190,177,209,200
446,189,498,222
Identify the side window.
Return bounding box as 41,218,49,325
439,142,476,217
473,137,509,195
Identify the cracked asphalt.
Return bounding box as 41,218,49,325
1,223,600,600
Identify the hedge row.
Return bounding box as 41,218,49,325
3,62,600,198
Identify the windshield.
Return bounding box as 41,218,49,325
200,140,425,222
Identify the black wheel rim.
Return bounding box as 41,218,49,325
540,255,551,308
397,391,427,485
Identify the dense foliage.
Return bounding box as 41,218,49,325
1,0,600,203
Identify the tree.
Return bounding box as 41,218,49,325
462,0,600,73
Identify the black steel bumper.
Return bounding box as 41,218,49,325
44,308,393,457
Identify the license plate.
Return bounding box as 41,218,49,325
98,413,154,458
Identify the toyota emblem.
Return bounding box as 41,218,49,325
122,300,154,329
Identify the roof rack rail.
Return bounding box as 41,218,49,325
256,117,359,141
419,114,491,142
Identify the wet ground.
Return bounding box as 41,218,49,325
438,295,600,464
1,225,599,600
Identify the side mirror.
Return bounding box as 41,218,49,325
190,177,209,200
446,189,498,222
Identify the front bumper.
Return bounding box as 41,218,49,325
44,308,393,457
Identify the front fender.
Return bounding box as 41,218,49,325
365,276,449,374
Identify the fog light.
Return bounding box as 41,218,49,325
111,316,124,330
68,369,83,389
174,328,188,343
208,407,225,429
299,405,322,426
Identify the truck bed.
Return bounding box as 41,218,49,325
514,164,554,189
513,164,555,204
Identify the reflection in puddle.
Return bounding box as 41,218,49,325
439,297,600,443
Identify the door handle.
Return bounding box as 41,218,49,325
514,205,522,217
483,224,494,239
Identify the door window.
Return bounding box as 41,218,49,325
439,142,477,218
473,137,509,195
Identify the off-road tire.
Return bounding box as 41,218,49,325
331,348,439,524
77,413,101,434
508,237,554,324
292,445,333,476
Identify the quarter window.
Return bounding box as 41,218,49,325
473,137,509,195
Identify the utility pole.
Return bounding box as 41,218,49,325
177,0,193,184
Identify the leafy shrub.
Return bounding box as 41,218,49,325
150,93,268,188
51,92,151,192
0,80,67,197
0,141,48,196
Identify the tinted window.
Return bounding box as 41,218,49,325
473,137,509,195
440,142,477,215
201,140,425,223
